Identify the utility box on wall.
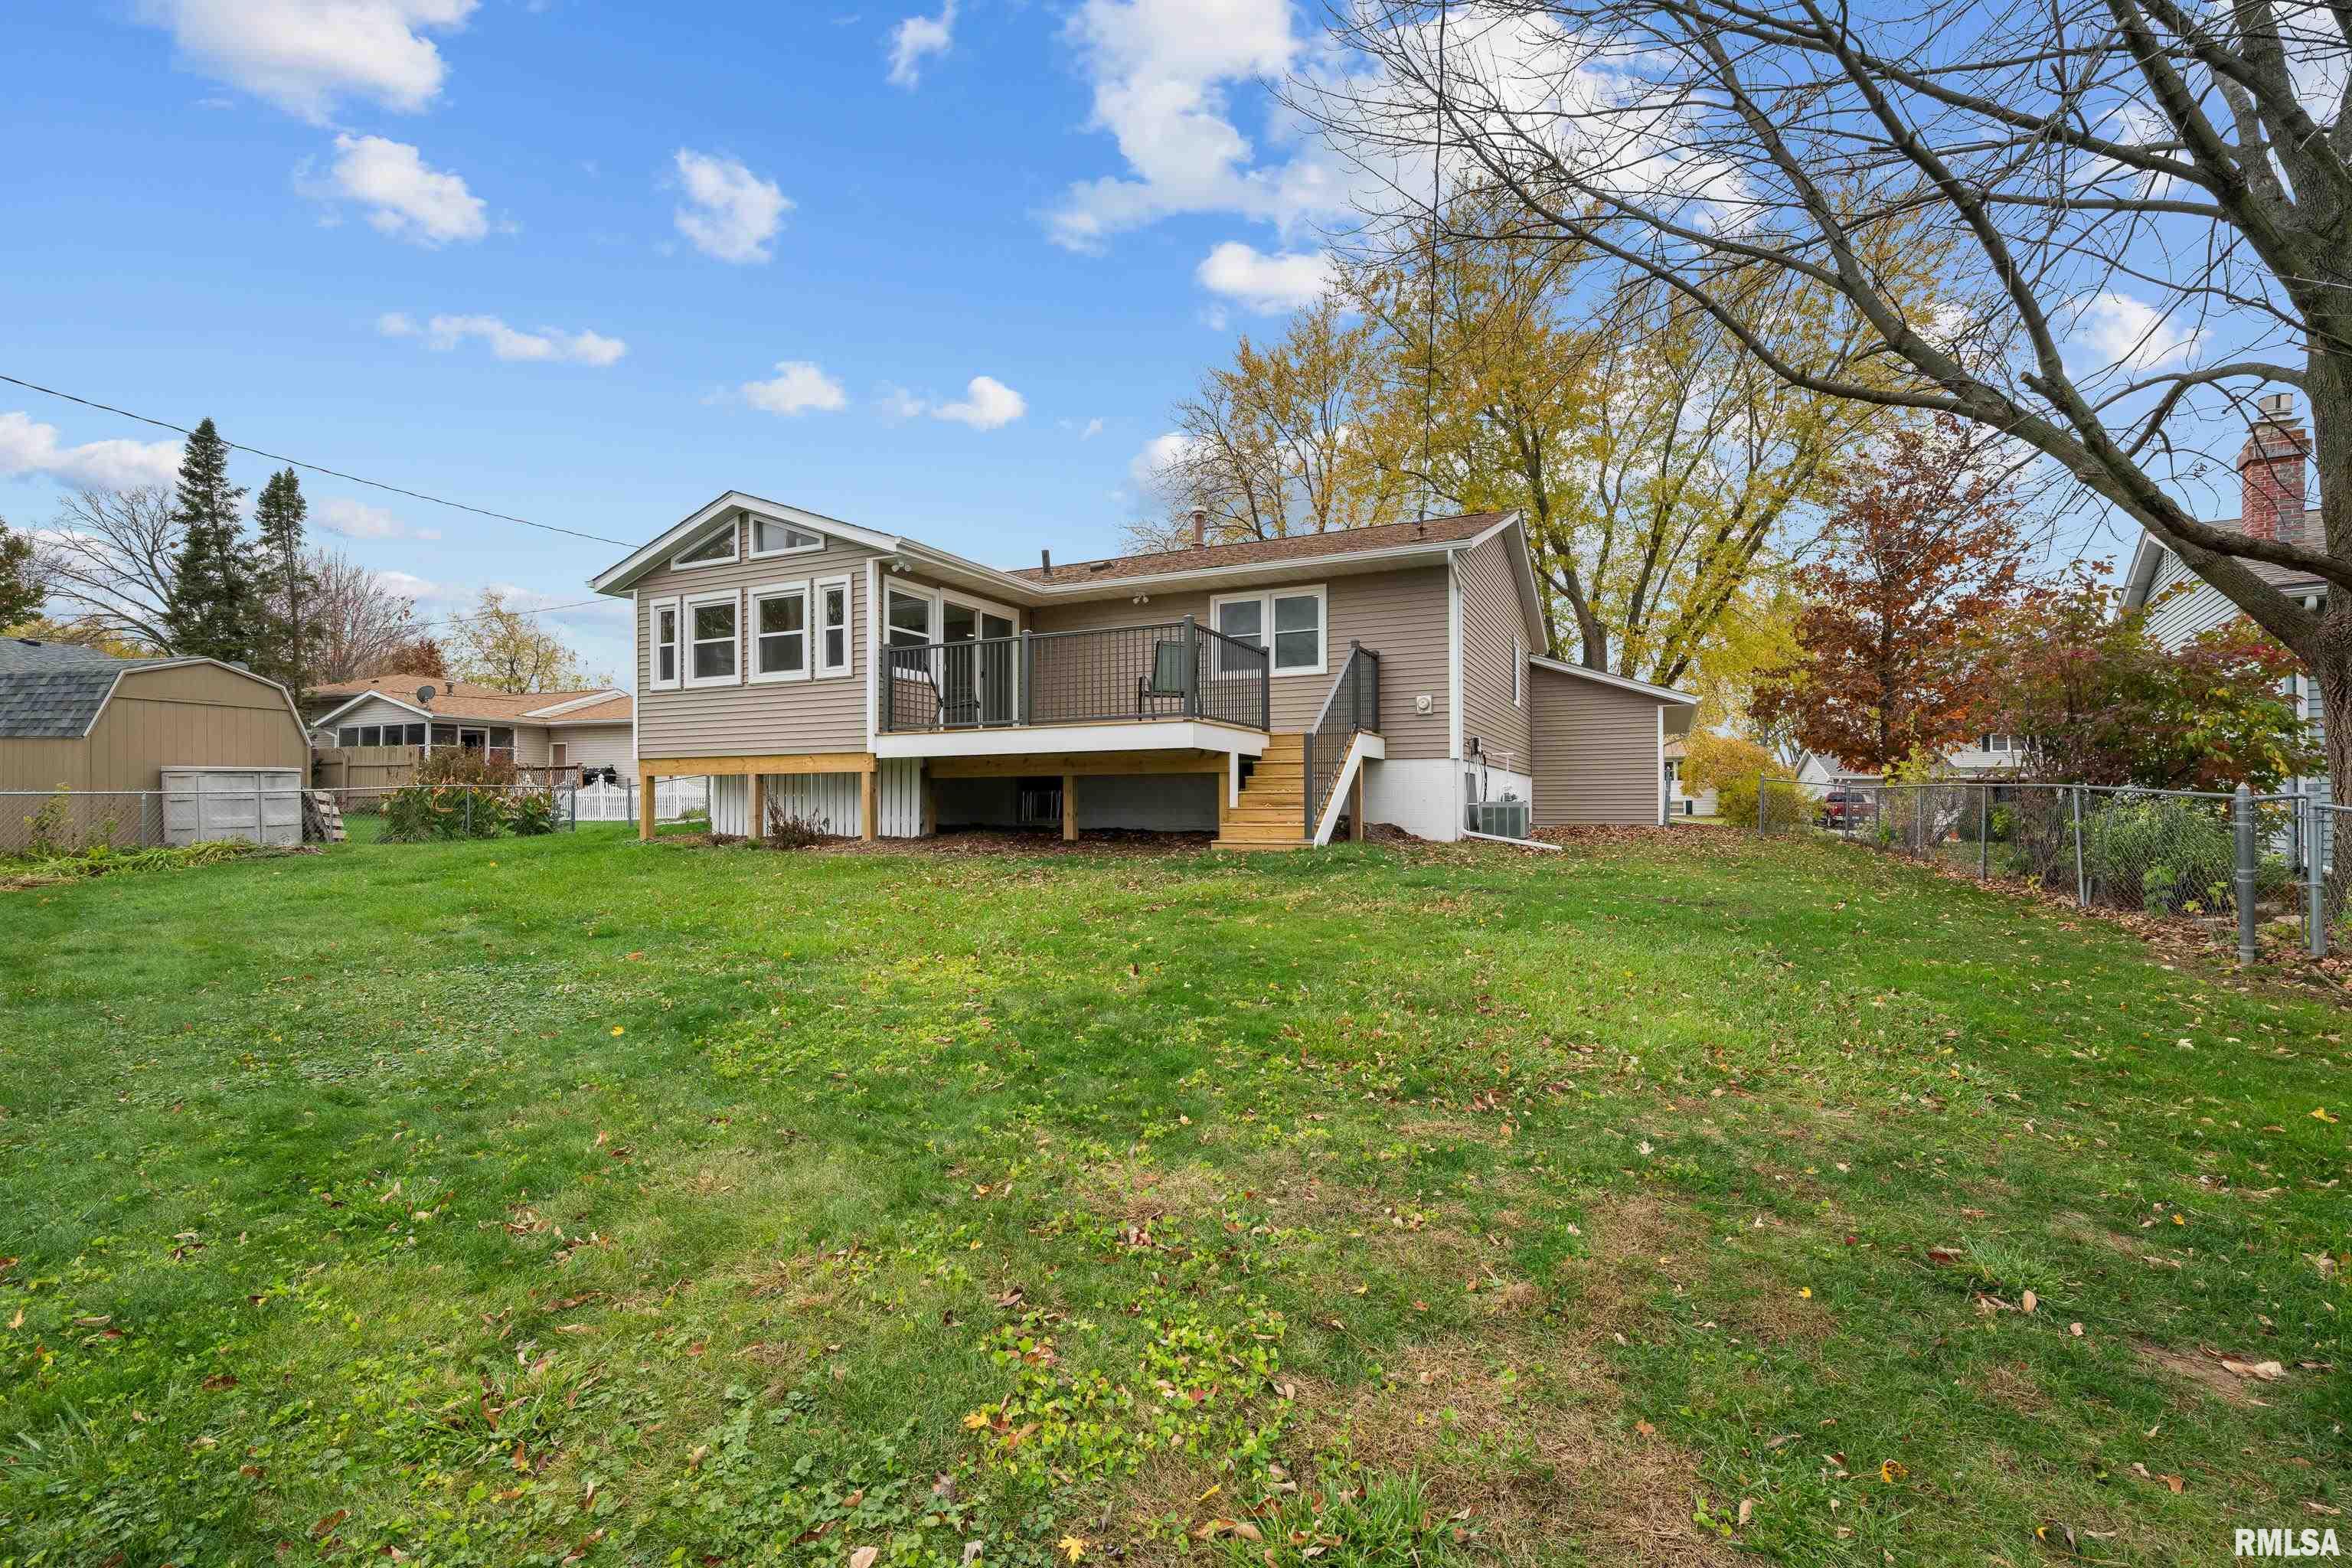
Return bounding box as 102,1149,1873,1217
160,766,303,847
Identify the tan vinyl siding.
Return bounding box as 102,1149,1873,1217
1455,533,1532,771
550,723,634,770
1528,665,1663,827
1026,565,1455,757
0,664,308,795
312,695,423,743
633,514,878,760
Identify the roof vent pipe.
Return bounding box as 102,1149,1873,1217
1040,549,1053,579
1190,505,1207,547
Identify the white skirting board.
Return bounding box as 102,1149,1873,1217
1361,758,1465,841
710,760,925,839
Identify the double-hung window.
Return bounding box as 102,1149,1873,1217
648,596,681,690
814,574,851,676
683,589,740,688
750,582,810,682
1210,584,1325,677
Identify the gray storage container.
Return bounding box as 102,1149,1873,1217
160,766,303,847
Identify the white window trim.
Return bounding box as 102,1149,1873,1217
882,579,942,687
814,573,853,678
1210,583,1327,679
1511,634,1524,707
749,580,812,684
669,516,740,570
647,595,681,691
682,587,743,688
746,512,828,561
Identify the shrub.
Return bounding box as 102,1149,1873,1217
2082,796,2290,914
19,785,71,858
763,799,830,850
381,749,526,841
508,789,559,837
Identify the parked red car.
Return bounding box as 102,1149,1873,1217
1817,789,1877,829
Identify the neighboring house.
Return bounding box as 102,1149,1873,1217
2121,391,2329,821
0,638,309,848
590,495,1697,846
1662,739,1719,817
306,672,635,779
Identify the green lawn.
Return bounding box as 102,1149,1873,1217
1,827,2344,1567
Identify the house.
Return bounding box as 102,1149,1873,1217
0,638,309,848
1663,739,1717,817
589,495,1697,846
2120,391,2328,815
306,673,635,780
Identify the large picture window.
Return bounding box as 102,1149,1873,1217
648,597,680,690
684,590,740,687
1210,585,1325,677
750,583,809,682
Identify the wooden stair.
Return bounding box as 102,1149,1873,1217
1217,735,1312,851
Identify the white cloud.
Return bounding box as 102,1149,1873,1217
934,375,1027,430
384,312,626,366
1129,430,1193,490
1195,240,1331,312
1047,0,1341,250
1080,417,1104,439
0,411,183,490
877,384,929,420
138,0,475,122
887,0,957,87
742,361,848,416
316,133,487,245
2073,291,2205,371
672,150,790,264
319,497,442,541
371,567,449,603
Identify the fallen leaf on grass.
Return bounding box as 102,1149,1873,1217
850,1548,880,1568
2312,1108,2338,1123
1059,1536,1088,1563
2021,1290,2038,1314
2217,1357,2286,1382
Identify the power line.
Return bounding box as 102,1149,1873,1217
0,372,635,548
418,596,612,629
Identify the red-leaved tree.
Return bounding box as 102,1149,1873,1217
1753,420,2028,773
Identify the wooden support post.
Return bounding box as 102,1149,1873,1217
860,763,878,843
750,772,766,841
1350,763,1365,842
1061,772,1077,842
920,766,937,835
638,773,657,841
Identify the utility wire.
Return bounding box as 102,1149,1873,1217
1419,0,1448,524
0,372,635,548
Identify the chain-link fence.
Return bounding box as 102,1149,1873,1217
1759,777,2332,961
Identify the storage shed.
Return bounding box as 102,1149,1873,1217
0,639,310,849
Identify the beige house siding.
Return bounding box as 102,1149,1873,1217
1024,566,1454,757
312,694,424,742
1455,533,1532,771
1528,665,1663,827
550,723,633,770
634,514,880,760
1,664,307,795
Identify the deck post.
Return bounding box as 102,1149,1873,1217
1182,616,1200,719
638,772,656,841
1061,773,1077,841
860,761,878,843
921,764,937,836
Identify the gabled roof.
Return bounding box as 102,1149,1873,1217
310,682,630,729
2120,518,2328,611
1005,512,1511,586
0,640,302,740
1526,653,1698,706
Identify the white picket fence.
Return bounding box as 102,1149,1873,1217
571,776,708,824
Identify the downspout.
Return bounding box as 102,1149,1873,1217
629,590,639,766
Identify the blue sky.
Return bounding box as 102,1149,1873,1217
2,0,1349,683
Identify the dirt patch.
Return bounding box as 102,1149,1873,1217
2132,1341,2273,1408
1084,1158,1227,1225
1977,1360,2050,1415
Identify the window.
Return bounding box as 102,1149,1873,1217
671,520,737,569
407,724,426,745
750,583,809,682
1511,634,1524,707
1210,585,1325,676
551,742,568,768
815,574,851,675
430,724,458,746
1981,733,2016,753
886,584,936,649
684,590,740,687
489,727,514,749
749,514,825,557
648,596,680,690
337,726,358,746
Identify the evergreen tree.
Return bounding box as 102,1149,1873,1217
162,418,255,662
0,518,42,630
251,466,317,694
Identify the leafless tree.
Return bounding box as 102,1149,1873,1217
307,548,422,684
1295,0,2352,800
34,485,180,649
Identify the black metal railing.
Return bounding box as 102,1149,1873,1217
877,616,1271,733
1302,642,1382,839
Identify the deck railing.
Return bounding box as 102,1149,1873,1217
1302,642,1382,838
877,616,1270,733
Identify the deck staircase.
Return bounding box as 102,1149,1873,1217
1215,734,1310,851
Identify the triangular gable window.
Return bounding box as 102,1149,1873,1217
672,525,737,567
749,514,825,557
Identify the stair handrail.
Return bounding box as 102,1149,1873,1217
1301,643,1380,840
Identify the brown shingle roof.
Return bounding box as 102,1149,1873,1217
315,674,626,725
1004,511,1510,587
541,694,632,724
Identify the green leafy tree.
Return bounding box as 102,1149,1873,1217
0,518,42,629
161,419,256,662
250,467,317,695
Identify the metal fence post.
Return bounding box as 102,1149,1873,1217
464,789,473,837
1978,788,1990,880
2308,796,2328,959
1757,772,1766,833
2070,786,2087,906
2235,784,2259,965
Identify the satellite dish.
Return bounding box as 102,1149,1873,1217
416,684,437,706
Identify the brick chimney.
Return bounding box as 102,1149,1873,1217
2239,391,2309,544
1189,505,1208,547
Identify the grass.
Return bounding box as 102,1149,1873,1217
0,824,2344,1567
